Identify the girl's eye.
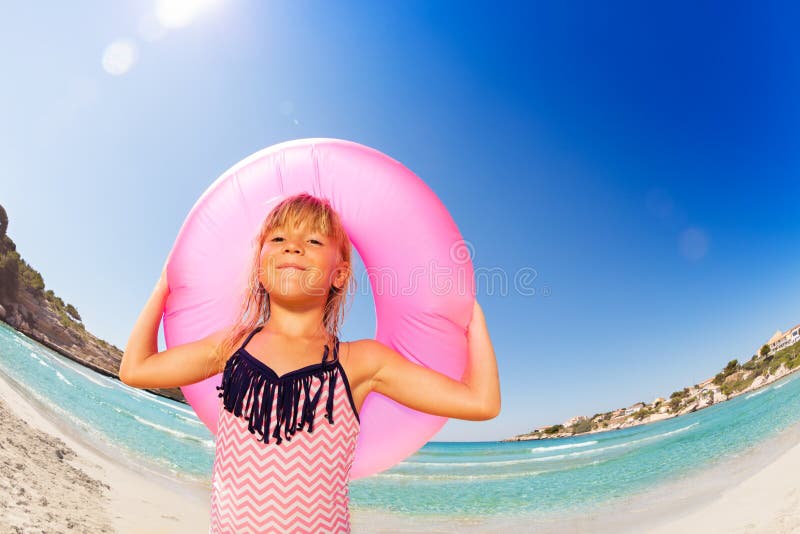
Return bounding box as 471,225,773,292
270,237,323,245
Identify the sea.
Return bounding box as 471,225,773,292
2,320,800,527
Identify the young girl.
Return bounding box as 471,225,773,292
120,193,500,533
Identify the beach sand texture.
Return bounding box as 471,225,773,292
2,365,800,533
0,370,210,534
0,394,114,533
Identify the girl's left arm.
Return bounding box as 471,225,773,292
367,299,501,421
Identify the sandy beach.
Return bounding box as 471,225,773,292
2,364,800,534
554,418,800,534
0,369,211,534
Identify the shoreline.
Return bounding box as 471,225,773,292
3,320,185,404
556,414,800,533
0,367,211,533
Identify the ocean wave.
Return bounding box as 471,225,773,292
55,370,73,387
530,440,598,453
119,386,197,416
33,351,114,389
126,411,214,447
374,470,545,481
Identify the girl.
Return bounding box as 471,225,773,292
120,193,501,533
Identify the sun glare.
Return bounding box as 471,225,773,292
155,0,220,29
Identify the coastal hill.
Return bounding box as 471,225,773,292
0,203,186,404
505,326,800,442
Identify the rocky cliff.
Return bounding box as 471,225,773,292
0,286,186,404
0,203,185,404
0,287,186,403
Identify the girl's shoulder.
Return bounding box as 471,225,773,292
338,339,382,392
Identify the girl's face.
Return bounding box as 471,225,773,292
258,224,346,301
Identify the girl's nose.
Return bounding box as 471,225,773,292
283,240,303,253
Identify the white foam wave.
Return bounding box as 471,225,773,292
148,395,197,416
375,470,544,481
175,413,204,426
120,386,196,416
55,371,73,387
131,413,214,447
402,425,699,468
494,423,700,464
34,351,114,389
530,440,598,453
29,351,49,364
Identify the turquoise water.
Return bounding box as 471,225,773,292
2,321,800,520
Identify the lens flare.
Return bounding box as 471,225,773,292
101,39,138,76
679,227,709,261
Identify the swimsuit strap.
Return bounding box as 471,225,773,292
239,325,264,352
322,335,340,364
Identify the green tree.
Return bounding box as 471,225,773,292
570,419,592,434
0,204,7,239
544,424,564,435
65,303,82,322
760,344,770,357
0,235,16,255
0,251,20,300
19,261,44,294
0,204,12,255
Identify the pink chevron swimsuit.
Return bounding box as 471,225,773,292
210,326,361,533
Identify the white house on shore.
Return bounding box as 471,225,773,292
623,402,646,416
765,324,800,355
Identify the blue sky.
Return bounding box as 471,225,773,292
2,1,799,441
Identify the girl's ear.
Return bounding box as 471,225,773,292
333,262,350,289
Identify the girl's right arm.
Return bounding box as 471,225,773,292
118,266,227,389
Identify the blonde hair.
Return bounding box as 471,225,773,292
210,193,356,371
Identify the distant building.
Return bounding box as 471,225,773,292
624,402,645,415
766,324,800,355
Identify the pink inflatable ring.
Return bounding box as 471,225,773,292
163,138,475,479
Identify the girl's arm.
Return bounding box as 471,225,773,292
119,264,226,389
119,266,169,382
366,299,501,421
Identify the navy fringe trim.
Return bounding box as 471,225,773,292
216,353,338,445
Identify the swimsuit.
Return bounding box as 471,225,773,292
210,326,361,533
